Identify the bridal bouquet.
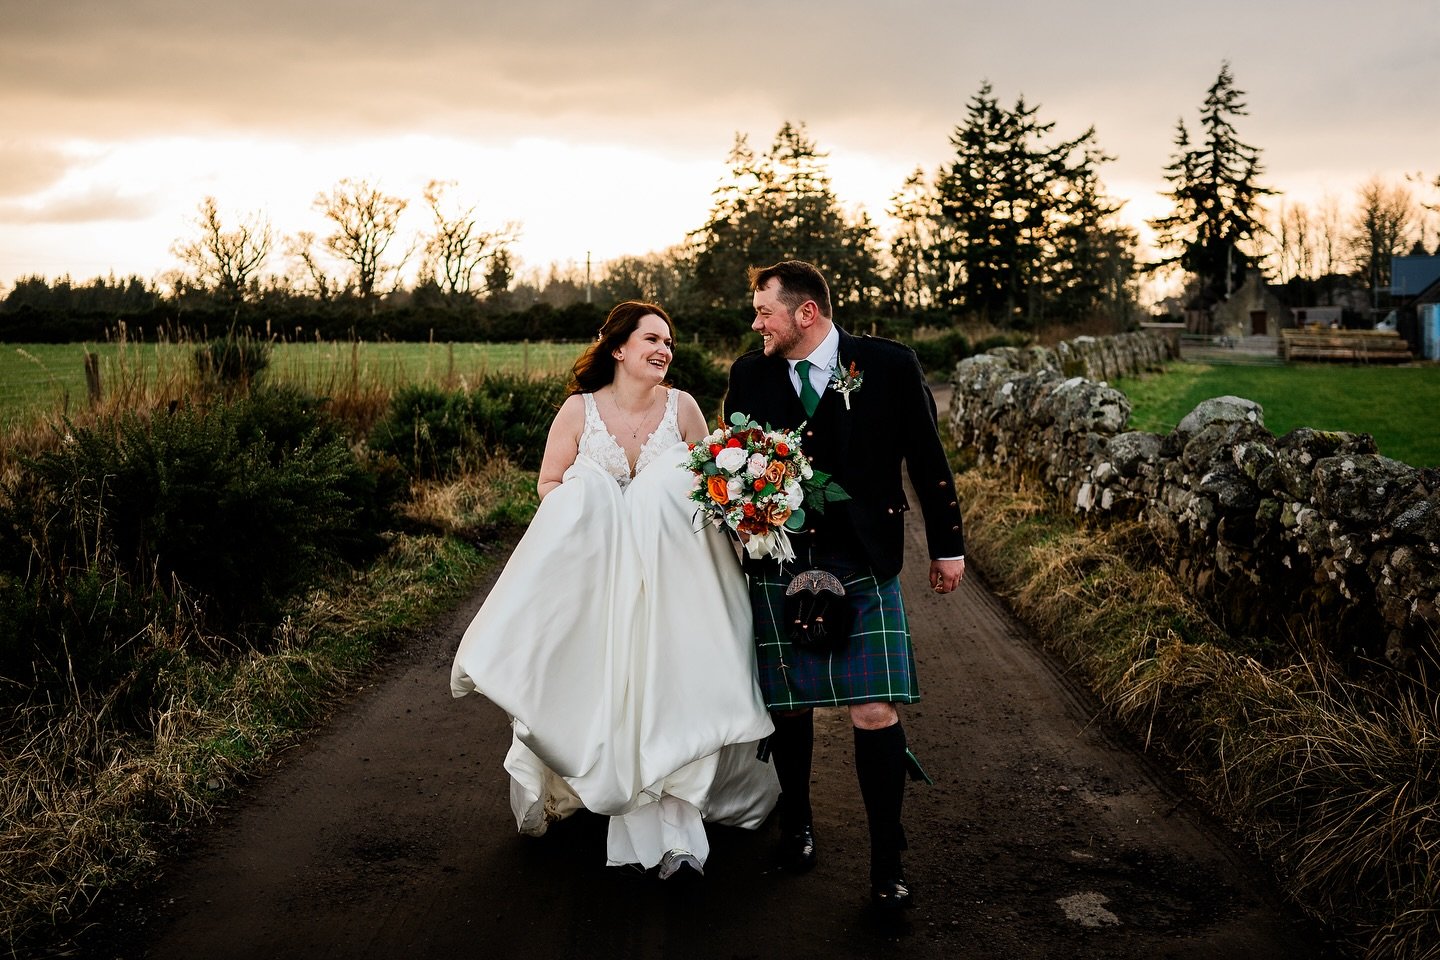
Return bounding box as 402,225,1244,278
683,413,848,561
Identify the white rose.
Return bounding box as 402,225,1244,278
800,460,814,480
784,480,804,510
715,446,747,472
746,453,769,477
727,477,746,501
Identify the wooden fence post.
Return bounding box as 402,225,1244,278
84,351,102,408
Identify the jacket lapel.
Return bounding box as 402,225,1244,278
821,328,859,466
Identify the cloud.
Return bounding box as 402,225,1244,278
0,187,155,225
0,143,72,197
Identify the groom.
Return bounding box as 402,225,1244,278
724,260,965,910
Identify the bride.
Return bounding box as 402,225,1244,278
451,301,778,878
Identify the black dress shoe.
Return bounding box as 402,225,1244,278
870,876,914,910
777,825,817,873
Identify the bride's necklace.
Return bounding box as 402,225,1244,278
608,388,660,440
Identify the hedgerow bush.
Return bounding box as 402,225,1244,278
370,374,564,478
0,386,391,695
194,334,272,393
906,330,971,377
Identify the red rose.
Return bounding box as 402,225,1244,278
726,438,742,448
775,442,790,456
709,443,723,455
752,478,765,491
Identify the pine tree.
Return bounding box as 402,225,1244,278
690,123,881,312
1149,62,1274,306
887,168,938,312
932,82,1128,327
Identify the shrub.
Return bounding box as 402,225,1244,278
370,374,565,479
0,387,388,685
193,334,272,392
907,330,971,378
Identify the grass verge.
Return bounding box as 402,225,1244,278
956,468,1440,960
1113,362,1440,468
0,462,536,952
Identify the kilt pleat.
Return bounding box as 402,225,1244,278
750,569,918,709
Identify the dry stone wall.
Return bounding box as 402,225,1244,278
948,332,1440,670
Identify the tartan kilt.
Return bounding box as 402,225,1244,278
750,567,918,710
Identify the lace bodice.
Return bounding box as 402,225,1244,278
578,389,681,489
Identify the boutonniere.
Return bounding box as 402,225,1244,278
830,361,864,410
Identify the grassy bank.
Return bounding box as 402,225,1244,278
1113,362,1440,468
955,468,1440,960
0,433,538,950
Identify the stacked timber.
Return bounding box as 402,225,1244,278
1280,328,1413,363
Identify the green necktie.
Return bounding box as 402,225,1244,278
795,359,822,416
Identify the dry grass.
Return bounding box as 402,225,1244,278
0,519,507,950
401,455,539,537
955,468,1440,960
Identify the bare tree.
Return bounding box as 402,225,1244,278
419,180,519,297
1315,193,1344,278
1270,199,1319,282
1346,176,1420,299
171,196,273,303
284,231,337,302
314,179,408,299
1406,171,1440,254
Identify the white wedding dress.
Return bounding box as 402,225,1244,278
451,389,779,873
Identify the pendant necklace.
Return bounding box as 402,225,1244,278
611,389,658,439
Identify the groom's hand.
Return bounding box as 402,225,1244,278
929,558,964,595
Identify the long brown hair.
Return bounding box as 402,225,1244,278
567,300,675,395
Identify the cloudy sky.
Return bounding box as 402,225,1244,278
2,0,1437,297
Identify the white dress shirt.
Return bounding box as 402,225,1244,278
788,325,841,398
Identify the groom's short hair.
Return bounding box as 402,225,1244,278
749,260,832,319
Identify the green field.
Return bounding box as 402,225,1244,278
1,340,589,426
1113,362,1440,468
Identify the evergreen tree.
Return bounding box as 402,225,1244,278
886,169,938,313
932,82,1128,327
1149,62,1274,306
690,123,881,312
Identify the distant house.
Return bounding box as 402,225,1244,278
1388,255,1440,350
1208,271,1294,338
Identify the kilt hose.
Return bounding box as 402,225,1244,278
749,566,918,710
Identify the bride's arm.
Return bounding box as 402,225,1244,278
537,395,585,499
675,391,710,444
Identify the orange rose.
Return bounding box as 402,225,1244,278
707,475,730,504
763,460,788,487
764,502,792,526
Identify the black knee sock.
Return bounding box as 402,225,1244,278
770,711,814,833
854,722,908,881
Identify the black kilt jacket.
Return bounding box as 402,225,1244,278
723,329,964,582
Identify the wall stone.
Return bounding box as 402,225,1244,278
949,332,1439,670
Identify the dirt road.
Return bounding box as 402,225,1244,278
51,407,1337,958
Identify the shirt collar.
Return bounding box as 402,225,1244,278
789,325,840,376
